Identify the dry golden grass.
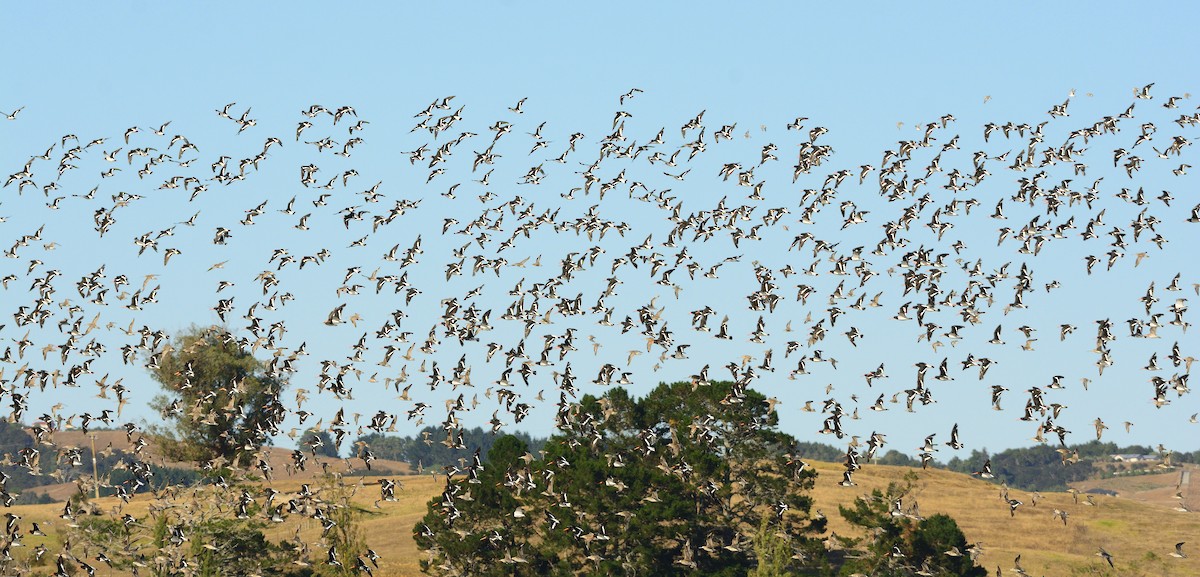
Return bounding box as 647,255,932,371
804,460,1199,577
257,474,443,576
1072,467,1196,509
6,473,442,577
20,426,411,502
6,459,1197,576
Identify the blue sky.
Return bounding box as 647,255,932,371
2,2,1198,461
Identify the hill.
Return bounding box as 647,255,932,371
1070,466,1194,511
4,457,1195,576
804,460,1198,577
13,427,411,502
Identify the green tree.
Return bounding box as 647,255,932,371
354,432,411,463
188,517,283,577
791,441,844,463
356,426,548,472
415,381,825,577
876,450,923,468
64,482,294,577
0,419,42,492
0,419,31,454
147,326,288,467
310,473,375,577
305,428,340,459
750,516,794,577
838,474,986,576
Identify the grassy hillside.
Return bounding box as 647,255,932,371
804,460,1198,577
4,458,1196,576
15,427,411,502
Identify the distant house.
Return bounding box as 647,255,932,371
1110,454,1158,463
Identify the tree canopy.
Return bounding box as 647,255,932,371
305,428,341,459
147,326,288,467
415,381,826,577
355,426,546,472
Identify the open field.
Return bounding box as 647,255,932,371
1071,466,1196,510
804,460,1199,577
6,458,1196,576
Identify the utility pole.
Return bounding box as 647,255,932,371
90,433,99,500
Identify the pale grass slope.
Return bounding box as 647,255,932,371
806,460,1198,577
5,457,1196,576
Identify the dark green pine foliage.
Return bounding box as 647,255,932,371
355,426,547,471
414,381,826,577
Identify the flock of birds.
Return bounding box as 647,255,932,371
0,82,1197,575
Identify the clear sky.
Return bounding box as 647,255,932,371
2,2,1198,460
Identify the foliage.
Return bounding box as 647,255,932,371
942,440,1179,491
749,516,795,577
874,450,923,468
355,426,547,471
945,445,1093,491
414,381,826,577
63,484,294,577
310,473,375,577
0,419,41,491
837,474,986,577
106,462,203,495
305,428,341,459
146,325,288,467
184,516,285,577
0,419,32,453
69,516,141,572
791,441,845,463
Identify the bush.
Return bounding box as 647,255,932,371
838,474,987,576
